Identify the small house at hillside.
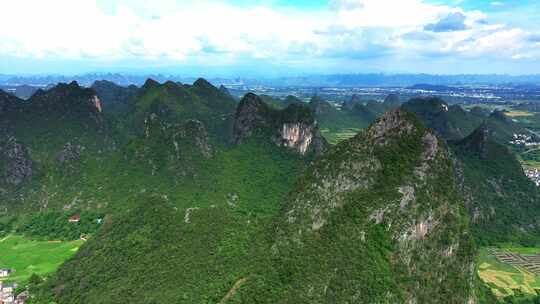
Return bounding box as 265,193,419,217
0,269,11,277
68,214,81,223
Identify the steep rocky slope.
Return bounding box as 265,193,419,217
273,109,476,303
0,137,33,187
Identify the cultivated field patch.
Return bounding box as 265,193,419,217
0,234,82,283
321,127,361,145
478,247,540,298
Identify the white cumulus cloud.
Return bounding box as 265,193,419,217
0,0,537,69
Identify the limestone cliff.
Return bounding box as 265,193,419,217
233,93,326,155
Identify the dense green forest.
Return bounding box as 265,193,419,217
2,80,540,303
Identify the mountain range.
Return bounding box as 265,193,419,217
1,78,539,303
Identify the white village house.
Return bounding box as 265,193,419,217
0,269,11,278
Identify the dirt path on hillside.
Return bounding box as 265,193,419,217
219,277,247,304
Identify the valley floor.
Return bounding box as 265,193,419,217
0,234,82,284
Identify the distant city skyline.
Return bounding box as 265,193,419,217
1,0,539,76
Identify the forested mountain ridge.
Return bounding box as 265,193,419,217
1,79,539,303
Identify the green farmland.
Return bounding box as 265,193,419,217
478,247,540,299
0,235,82,284
320,127,361,145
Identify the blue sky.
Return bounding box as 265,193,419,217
0,0,538,76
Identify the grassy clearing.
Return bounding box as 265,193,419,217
321,127,361,145
521,160,540,170
505,111,536,118
0,234,82,284
478,247,540,299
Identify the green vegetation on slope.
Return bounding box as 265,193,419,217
308,96,370,143
402,97,483,140
452,126,540,246
30,137,308,303
271,109,476,303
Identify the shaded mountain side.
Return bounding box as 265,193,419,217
218,84,233,99
0,136,33,187
307,96,371,134
384,93,401,107
341,94,362,111
1,82,104,131
271,109,477,303
91,80,139,114
402,97,483,141
0,89,20,116
346,94,401,128
483,110,537,144
233,93,327,155
259,94,287,110
452,124,540,245
126,78,237,143
0,83,110,189
469,106,491,118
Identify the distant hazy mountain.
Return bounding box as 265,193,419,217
3,73,540,87
402,97,483,140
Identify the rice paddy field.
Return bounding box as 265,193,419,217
0,234,82,284
478,247,540,299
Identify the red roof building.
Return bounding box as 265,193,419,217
68,214,81,223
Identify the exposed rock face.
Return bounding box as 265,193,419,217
57,142,83,164
274,123,314,155
92,95,102,113
233,93,326,155
141,78,160,91
141,114,212,165
274,109,476,303
1,137,32,186
177,119,212,159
